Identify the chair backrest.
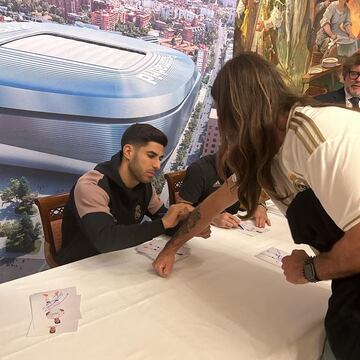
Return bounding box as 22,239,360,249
164,170,186,205
35,193,69,268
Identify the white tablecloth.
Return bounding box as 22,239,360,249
0,214,331,360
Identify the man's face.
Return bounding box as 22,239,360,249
344,65,360,98
128,142,164,184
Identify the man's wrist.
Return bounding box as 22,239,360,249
303,256,320,282
163,240,180,253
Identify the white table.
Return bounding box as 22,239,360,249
0,214,331,360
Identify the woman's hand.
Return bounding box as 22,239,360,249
253,205,271,228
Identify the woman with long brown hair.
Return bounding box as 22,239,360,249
154,52,360,359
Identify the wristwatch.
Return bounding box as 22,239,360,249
303,257,320,282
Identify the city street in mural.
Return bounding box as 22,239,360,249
0,0,236,281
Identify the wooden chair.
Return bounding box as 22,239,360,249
35,193,69,268
164,170,186,205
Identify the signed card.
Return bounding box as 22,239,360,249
136,237,190,261
238,219,270,237
28,287,81,336
255,247,289,267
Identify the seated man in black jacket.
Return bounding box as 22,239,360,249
57,124,205,265
178,153,270,229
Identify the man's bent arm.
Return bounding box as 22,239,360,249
81,213,165,253
315,221,360,280
163,179,238,252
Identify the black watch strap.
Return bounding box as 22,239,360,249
303,256,320,282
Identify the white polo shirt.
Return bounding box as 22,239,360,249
271,105,360,231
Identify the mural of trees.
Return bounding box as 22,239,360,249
1,176,37,215
3,215,41,253
0,177,41,253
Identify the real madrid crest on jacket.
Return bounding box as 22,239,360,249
57,151,168,265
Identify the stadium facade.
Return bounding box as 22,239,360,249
0,22,201,174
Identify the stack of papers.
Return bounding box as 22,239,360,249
28,287,81,336
136,237,190,261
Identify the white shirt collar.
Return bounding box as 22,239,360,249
345,88,358,108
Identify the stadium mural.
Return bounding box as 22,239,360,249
0,0,236,282
1,0,359,282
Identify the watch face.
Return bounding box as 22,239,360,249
304,260,317,282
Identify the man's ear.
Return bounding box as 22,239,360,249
122,144,134,161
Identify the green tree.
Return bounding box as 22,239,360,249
81,15,90,23
202,74,209,85
171,101,203,170
3,215,41,253
152,171,166,195
51,14,65,24
115,22,149,38
0,177,37,215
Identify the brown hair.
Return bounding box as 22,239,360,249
211,52,315,218
342,52,360,79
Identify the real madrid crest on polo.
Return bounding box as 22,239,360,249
134,205,142,221
288,172,309,192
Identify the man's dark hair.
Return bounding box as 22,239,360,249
121,124,168,149
342,52,360,79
